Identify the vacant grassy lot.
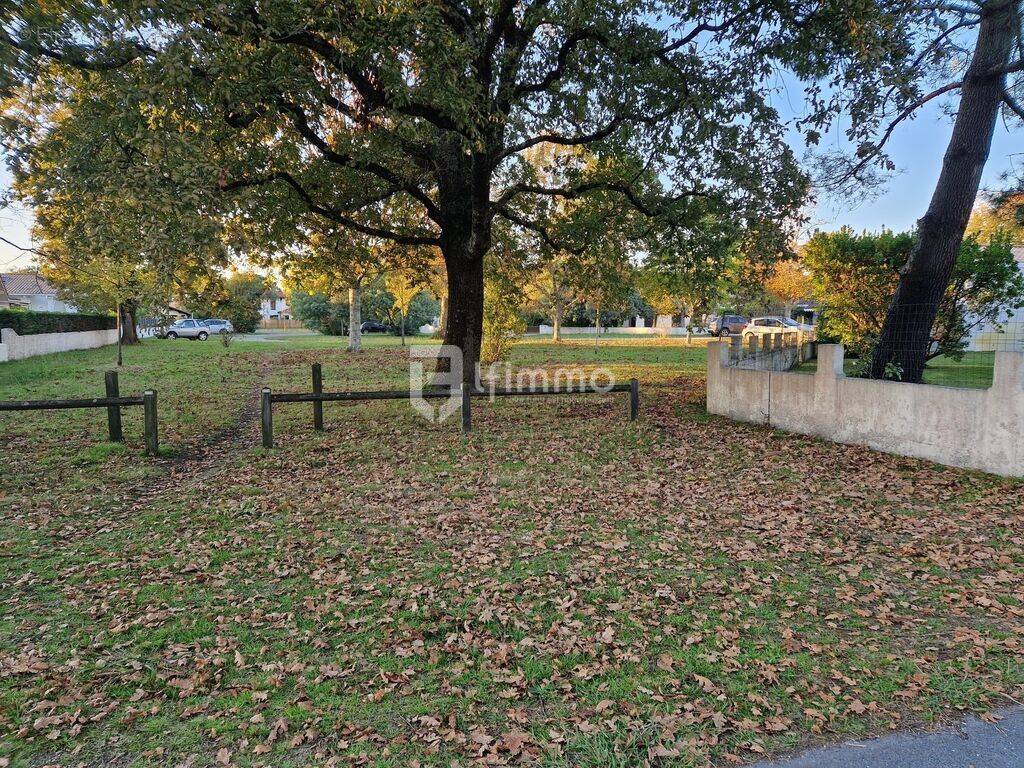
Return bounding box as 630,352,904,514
1,334,1021,767
794,350,997,388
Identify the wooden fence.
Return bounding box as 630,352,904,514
0,371,159,455
259,317,303,330
259,364,638,446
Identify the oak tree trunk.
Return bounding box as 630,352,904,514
871,2,1016,381
120,301,140,345
436,142,492,382
348,283,362,352
441,252,485,381
552,298,563,343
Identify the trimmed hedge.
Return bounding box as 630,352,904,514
0,309,117,336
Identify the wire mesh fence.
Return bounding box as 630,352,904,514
747,304,1024,390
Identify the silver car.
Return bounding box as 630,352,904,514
164,318,210,340
203,318,235,334
742,316,815,341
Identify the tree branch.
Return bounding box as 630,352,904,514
0,29,156,72
1002,85,1024,119
501,114,626,158
491,206,581,253
271,30,470,136
836,79,964,186
277,100,441,222
512,29,604,98
220,172,440,247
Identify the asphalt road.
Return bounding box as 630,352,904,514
751,708,1024,768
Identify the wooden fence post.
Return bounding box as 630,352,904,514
143,390,159,456
311,363,324,431
261,388,274,448
461,386,472,433
629,378,639,421
104,370,123,442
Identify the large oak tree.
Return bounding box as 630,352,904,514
2,0,929,377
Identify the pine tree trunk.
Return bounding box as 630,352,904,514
348,283,362,352
871,2,1016,381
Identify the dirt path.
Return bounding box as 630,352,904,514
128,354,272,506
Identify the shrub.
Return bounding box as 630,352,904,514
290,291,349,335
481,276,525,364
0,310,116,335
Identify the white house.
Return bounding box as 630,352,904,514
967,245,1024,352
0,273,78,313
260,286,291,320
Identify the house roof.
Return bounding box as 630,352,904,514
1,272,58,296
261,286,286,300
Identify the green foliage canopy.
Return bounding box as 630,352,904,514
803,227,1024,360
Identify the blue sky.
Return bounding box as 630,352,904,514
1,88,1021,271
802,99,1022,236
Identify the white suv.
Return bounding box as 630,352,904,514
742,316,806,340
203,318,235,334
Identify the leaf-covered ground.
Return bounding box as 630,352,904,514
0,335,1021,767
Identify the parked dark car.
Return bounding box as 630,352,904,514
360,320,391,333
708,314,749,337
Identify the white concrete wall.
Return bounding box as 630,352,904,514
0,327,119,362
707,342,1024,478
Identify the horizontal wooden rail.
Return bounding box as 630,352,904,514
269,388,455,404
0,371,159,455
269,383,633,404
0,395,144,411
260,366,638,446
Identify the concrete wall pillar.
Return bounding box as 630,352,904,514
816,344,845,380
992,351,1024,393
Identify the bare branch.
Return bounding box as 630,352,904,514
836,79,964,186
991,59,1024,76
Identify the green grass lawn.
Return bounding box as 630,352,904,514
793,351,996,388
0,334,1021,767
